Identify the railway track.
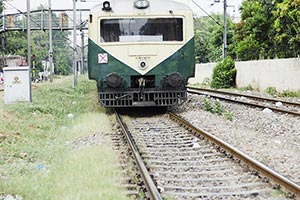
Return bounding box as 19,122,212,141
115,110,300,199
107,130,143,199
187,86,300,116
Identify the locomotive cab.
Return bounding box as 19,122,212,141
88,0,195,107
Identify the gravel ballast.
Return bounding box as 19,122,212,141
172,93,300,186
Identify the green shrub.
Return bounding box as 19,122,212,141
203,97,234,121
265,87,277,96
240,85,254,91
279,90,300,97
211,57,236,89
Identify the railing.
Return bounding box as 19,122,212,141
0,9,89,32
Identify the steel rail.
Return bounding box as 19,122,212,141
187,87,300,117
169,112,300,198
187,86,300,107
115,111,163,200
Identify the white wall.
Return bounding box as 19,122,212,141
236,58,300,92
188,62,216,84
189,58,300,92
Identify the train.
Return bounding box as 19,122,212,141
88,0,195,107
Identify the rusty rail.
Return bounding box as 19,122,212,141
115,111,163,200
187,86,300,116
169,112,300,198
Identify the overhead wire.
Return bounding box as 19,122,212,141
191,0,222,27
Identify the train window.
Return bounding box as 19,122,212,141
100,18,183,43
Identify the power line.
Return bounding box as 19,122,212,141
191,0,222,27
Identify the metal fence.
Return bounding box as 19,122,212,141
0,9,89,32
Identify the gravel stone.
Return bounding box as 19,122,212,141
172,94,300,185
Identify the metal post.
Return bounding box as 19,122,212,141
27,0,31,67
1,34,5,68
73,0,77,87
223,0,227,59
27,0,32,102
81,30,84,74
48,0,53,82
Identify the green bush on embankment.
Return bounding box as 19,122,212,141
0,76,129,200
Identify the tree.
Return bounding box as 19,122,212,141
4,31,27,56
0,1,3,13
4,4,73,75
273,0,300,57
235,0,299,60
194,14,235,63
234,0,271,60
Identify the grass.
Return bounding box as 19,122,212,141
0,76,129,200
203,97,234,121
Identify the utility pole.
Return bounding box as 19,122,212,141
1,32,5,69
223,0,227,59
81,30,84,74
73,0,77,87
27,0,31,68
27,0,32,102
48,0,53,82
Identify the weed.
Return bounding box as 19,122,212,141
202,77,211,86
202,97,234,121
265,87,277,96
239,85,254,91
223,110,234,121
279,90,300,98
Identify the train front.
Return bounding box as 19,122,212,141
88,0,195,107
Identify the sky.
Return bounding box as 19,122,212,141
3,0,243,20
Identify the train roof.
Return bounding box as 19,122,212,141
90,0,192,14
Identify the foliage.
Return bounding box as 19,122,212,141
234,0,300,60
211,57,236,89
235,34,261,60
265,87,300,97
265,87,277,96
194,15,235,63
194,0,300,61
0,1,3,13
279,90,300,98
203,97,234,121
273,0,300,57
234,0,271,60
239,85,254,91
4,31,27,56
3,4,72,75
194,29,209,63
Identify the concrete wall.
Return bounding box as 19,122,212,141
189,58,300,92
236,58,300,92
188,62,217,84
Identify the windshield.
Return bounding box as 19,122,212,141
100,18,183,43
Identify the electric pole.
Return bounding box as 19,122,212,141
73,0,77,87
27,0,31,67
27,0,32,102
48,0,53,82
223,0,227,59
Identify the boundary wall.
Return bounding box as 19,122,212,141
188,58,300,92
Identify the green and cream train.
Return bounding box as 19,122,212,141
88,0,195,107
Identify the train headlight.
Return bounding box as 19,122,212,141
139,61,148,70
102,1,112,11
106,73,122,88
167,72,183,88
134,0,150,9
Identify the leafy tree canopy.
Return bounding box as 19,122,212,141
194,0,300,62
